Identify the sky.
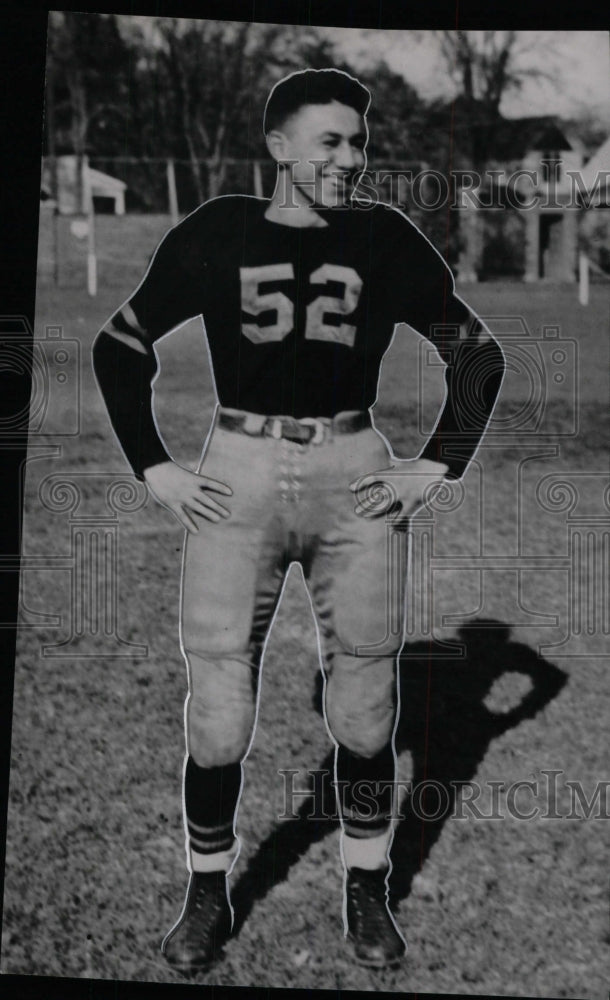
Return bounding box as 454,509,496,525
323,29,609,123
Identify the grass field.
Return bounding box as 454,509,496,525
2,218,609,997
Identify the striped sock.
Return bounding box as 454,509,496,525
335,743,395,842
184,756,241,862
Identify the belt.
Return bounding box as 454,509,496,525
217,408,371,444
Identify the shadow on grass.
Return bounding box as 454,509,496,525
230,618,567,930
389,619,567,907
230,744,337,935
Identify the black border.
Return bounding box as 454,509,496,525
3,0,610,27
0,3,605,1000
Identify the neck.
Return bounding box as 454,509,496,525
265,170,329,228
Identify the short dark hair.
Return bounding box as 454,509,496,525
263,69,371,135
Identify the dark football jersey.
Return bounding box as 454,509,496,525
128,195,469,417
92,196,504,479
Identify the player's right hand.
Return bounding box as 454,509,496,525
143,460,232,533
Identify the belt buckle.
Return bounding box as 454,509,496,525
244,413,267,436
299,417,325,445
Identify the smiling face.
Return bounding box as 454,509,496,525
268,100,367,211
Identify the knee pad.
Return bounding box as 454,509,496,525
185,652,258,767
187,694,256,766
324,654,397,759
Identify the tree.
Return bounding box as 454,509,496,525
45,12,134,211
118,18,366,203
426,31,559,278
433,30,557,167
46,12,133,158
356,63,424,161
157,19,250,200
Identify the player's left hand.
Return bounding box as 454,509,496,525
349,457,450,524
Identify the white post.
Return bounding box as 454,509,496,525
253,160,263,199
84,155,97,297
51,155,60,286
579,251,589,306
167,158,179,225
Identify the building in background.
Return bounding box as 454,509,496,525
457,117,584,283
41,155,127,215
577,135,610,277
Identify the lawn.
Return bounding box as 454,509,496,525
2,219,609,997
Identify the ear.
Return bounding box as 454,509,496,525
266,129,289,164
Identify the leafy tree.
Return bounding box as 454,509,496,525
45,14,445,214
120,19,357,202
432,30,557,167
46,12,133,158
356,63,424,162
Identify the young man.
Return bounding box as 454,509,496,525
93,69,504,975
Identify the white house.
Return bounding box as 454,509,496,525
41,155,127,215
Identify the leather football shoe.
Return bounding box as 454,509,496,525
161,870,232,976
345,867,407,968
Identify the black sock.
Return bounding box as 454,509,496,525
335,743,395,839
184,756,242,856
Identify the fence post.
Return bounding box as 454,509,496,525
253,160,263,199
50,155,60,286
167,158,179,225
578,251,589,306
84,155,97,297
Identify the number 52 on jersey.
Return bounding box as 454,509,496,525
240,263,363,347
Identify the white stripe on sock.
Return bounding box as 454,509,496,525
342,828,393,871
190,840,239,874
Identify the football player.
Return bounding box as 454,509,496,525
93,68,505,975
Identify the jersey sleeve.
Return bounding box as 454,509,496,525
92,221,202,480
383,209,505,479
